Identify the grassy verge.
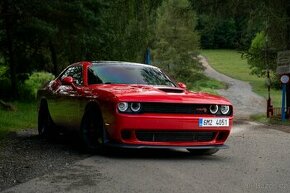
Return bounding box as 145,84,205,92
189,77,225,94
0,101,37,139
201,49,281,107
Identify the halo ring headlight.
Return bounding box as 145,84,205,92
220,105,230,115
130,103,141,112
118,102,129,112
209,105,219,114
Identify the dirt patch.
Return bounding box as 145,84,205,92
0,129,90,191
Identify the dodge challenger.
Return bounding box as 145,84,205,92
37,61,233,155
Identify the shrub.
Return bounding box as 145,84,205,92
19,72,55,100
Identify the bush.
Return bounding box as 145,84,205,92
19,72,55,100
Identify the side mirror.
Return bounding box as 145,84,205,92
178,82,187,89
62,76,74,85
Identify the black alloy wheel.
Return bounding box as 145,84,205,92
81,108,104,151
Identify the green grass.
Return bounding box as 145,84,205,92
0,101,37,139
189,77,225,94
201,49,281,107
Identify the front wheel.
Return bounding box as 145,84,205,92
187,148,219,156
81,108,104,151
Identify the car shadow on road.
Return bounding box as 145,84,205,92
98,147,228,161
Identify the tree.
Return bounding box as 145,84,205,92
0,0,163,100
0,0,106,98
102,0,161,62
197,15,238,49
152,0,201,84
190,0,263,50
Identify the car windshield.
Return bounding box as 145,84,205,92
88,63,176,87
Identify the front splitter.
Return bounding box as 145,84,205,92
104,143,229,150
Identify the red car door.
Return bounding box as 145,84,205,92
48,64,84,130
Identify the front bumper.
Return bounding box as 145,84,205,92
105,113,233,147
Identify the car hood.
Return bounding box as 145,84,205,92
93,84,231,105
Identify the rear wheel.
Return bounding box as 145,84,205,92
81,108,104,151
187,148,219,156
38,101,58,138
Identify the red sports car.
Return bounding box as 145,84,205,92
37,61,233,155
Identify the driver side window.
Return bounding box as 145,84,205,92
61,66,83,86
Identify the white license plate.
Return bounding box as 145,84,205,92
199,118,229,127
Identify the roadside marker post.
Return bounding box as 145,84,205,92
282,83,287,121
277,51,290,121
145,48,151,65
280,75,289,121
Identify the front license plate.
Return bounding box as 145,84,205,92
199,118,229,127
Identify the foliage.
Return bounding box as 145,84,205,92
152,0,201,85
245,32,267,75
102,0,159,62
243,31,280,88
190,0,290,52
19,72,55,100
190,0,264,50
0,0,163,99
197,15,238,49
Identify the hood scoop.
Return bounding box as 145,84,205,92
157,87,185,93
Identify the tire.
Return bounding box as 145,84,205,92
187,148,219,156
81,107,104,151
38,101,57,138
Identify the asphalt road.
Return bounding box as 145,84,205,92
2,121,290,193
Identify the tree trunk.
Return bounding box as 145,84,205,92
49,41,58,76
3,0,17,99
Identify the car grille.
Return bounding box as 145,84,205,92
142,103,210,114
135,131,215,142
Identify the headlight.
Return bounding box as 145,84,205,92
118,102,129,112
130,103,141,112
220,105,230,115
209,105,219,114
